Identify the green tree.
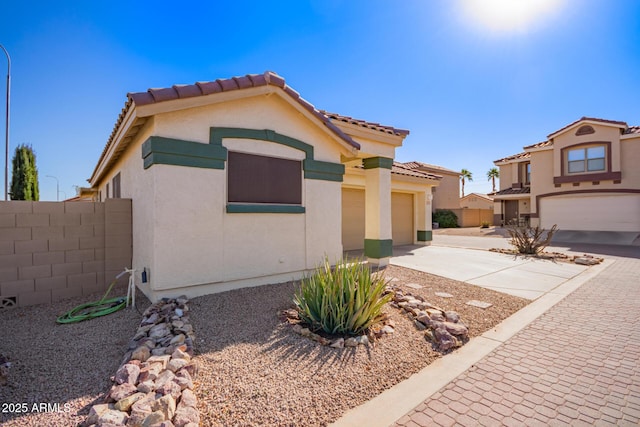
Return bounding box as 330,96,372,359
10,144,40,201
487,167,499,193
460,168,473,197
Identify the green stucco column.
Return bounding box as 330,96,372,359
363,157,393,266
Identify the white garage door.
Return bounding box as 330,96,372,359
392,192,414,246
341,189,415,250
540,194,640,232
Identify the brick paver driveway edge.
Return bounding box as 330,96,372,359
330,259,614,427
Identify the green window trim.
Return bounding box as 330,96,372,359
142,128,346,182
226,204,306,214
364,239,393,259
141,136,227,170
417,230,432,242
363,157,393,170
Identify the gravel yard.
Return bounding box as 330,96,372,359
190,265,529,427
0,287,150,427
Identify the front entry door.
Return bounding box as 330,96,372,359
504,200,518,226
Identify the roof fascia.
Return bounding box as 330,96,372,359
330,121,407,147
547,119,627,140
89,106,138,186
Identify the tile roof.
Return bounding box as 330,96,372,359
94,71,414,183
320,111,410,136
494,187,531,196
401,161,460,175
392,162,442,180
523,140,553,150
624,126,640,135
461,192,494,201
494,152,530,164
126,71,361,150
547,116,628,138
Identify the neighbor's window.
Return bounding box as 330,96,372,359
112,173,121,198
105,183,110,200
567,146,605,173
227,151,302,204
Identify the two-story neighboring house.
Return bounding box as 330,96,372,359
492,117,640,243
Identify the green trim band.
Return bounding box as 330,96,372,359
142,136,227,170
364,239,393,259
142,128,346,182
210,127,314,157
417,230,432,242
226,204,306,214
303,159,345,182
363,157,393,170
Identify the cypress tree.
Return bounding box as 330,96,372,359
10,144,40,201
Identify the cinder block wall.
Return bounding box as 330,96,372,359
450,208,495,227
0,199,132,308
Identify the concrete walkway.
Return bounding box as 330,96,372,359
334,237,640,426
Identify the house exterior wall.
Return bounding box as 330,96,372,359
460,195,493,210
431,173,460,210
96,93,348,300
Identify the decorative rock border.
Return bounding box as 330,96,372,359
281,283,470,352
84,297,200,427
489,248,604,265
388,286,469,352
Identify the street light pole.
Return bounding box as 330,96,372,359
0,45,10,201
46,175,59,201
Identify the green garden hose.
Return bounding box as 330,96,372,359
56,275,128,324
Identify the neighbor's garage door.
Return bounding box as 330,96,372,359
540,194,640,232
392,192,414,246
341,189,415,250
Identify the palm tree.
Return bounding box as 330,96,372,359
460,169,473,197
487,167,499,193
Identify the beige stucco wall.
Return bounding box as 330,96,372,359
431,173,460,210
460,195,493,210
96,93,353,300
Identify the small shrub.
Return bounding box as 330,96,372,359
293,257,391,335
433,210,459,228
480,221,490,228
506,222,558,254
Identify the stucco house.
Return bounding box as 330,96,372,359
88,71,440,301
402,162,460,211
492,117,640,243
460,193,494,210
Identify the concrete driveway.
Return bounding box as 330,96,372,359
391,239,588,300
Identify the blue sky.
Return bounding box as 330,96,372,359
1,0,639,200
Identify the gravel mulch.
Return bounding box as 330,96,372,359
0,286,150,427
190,265,529,427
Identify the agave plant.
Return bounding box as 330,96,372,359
293,257,391,335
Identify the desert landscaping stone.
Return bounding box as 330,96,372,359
466,299,493,309
404,283,423,289
435,292,453,298
85,296,199,427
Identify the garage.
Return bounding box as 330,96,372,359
540,193,640,232
391,192,414,246
342,188,365,251
341,188,415,250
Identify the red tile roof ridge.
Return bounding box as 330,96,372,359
401,161,460,175
523,140,553,150
494,151,530,164
392,161,442,180
96,71,414,182
320,110,410,136
547,116,628,138
624,125,640,135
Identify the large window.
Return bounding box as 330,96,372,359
227,151,302,204
567,146,605,173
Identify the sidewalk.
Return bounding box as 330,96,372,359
334,237,640,426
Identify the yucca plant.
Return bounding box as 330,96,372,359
293,257,392,335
